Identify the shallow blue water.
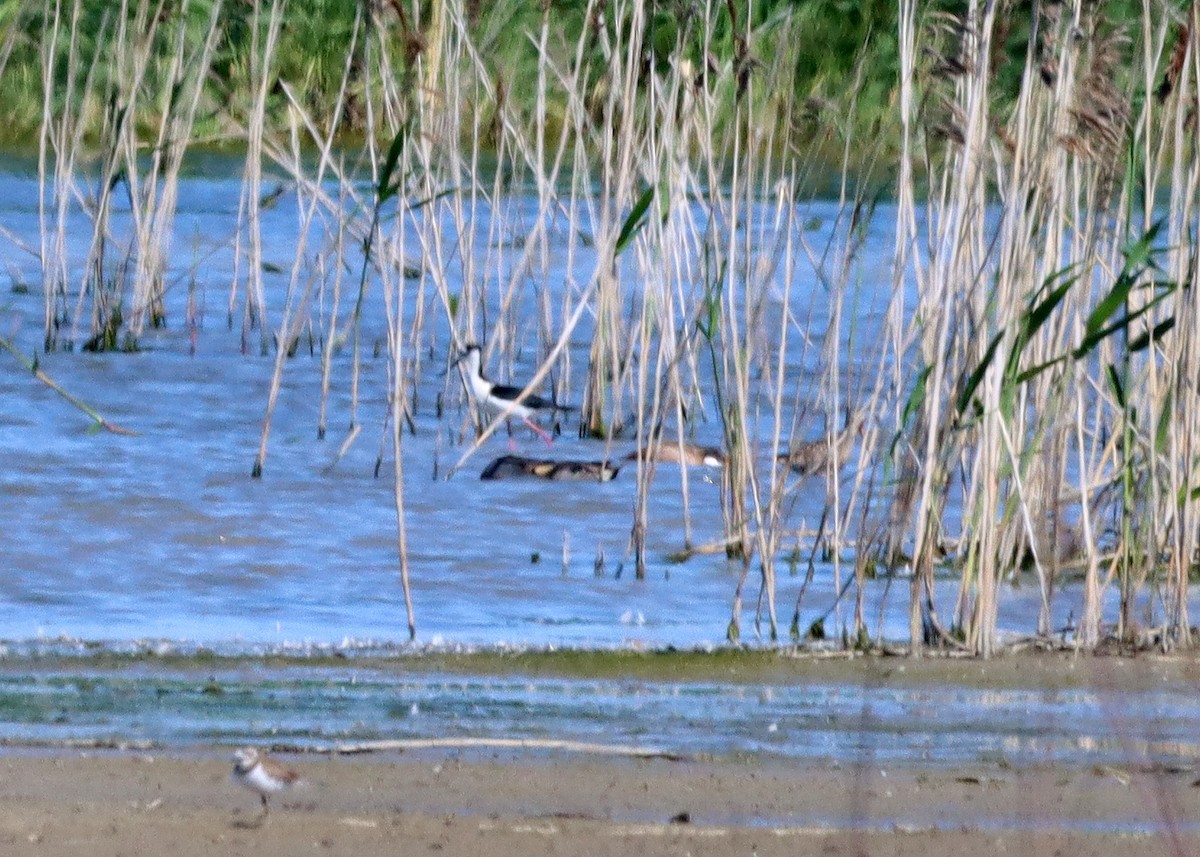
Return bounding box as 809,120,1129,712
5,157,1200,815
0,156,1188,654
2,661,1198,772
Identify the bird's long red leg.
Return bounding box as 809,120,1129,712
525,418,554,447
504,420,518,451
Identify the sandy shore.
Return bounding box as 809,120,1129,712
2,749,1197,856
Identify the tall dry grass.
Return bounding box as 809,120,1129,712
18,0,1199,651
35,0,222,352
892,0,1197,655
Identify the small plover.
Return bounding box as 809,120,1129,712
231,747,301,816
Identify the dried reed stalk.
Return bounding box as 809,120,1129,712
231,0,285,355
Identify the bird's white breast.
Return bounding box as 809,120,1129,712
234,762,289,795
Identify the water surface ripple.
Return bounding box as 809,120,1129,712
1,660,1197,773
4,161,1200,825
3,162,1171,650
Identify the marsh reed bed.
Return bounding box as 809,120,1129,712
3,0,1198,654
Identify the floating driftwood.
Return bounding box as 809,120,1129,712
481,455,620,482
322,737,683,761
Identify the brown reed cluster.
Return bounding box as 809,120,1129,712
18,0,1200,654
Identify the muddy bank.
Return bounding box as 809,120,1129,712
2,752,1197,857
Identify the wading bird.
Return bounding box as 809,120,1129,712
626,440,725,468
454,344,573,446
778,408,864,478
481,454,620,482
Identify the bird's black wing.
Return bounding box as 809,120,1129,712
490,383,525,401
491,384,566,410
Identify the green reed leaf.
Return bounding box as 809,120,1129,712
956,330,1004,417
615,186,656,257
378,121,411,204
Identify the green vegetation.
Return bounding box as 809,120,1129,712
0,1,944,165
0,646,1193,692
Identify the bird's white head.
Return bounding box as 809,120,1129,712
454,344,491,400
454,343,483,369
232,747,260,771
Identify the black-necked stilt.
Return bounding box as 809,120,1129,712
480,454,620,482
231,747,301,818
454,344,573,446
626,440,725,468
778,407,864,477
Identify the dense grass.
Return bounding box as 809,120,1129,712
0,1,931,160
0,1,1162,159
